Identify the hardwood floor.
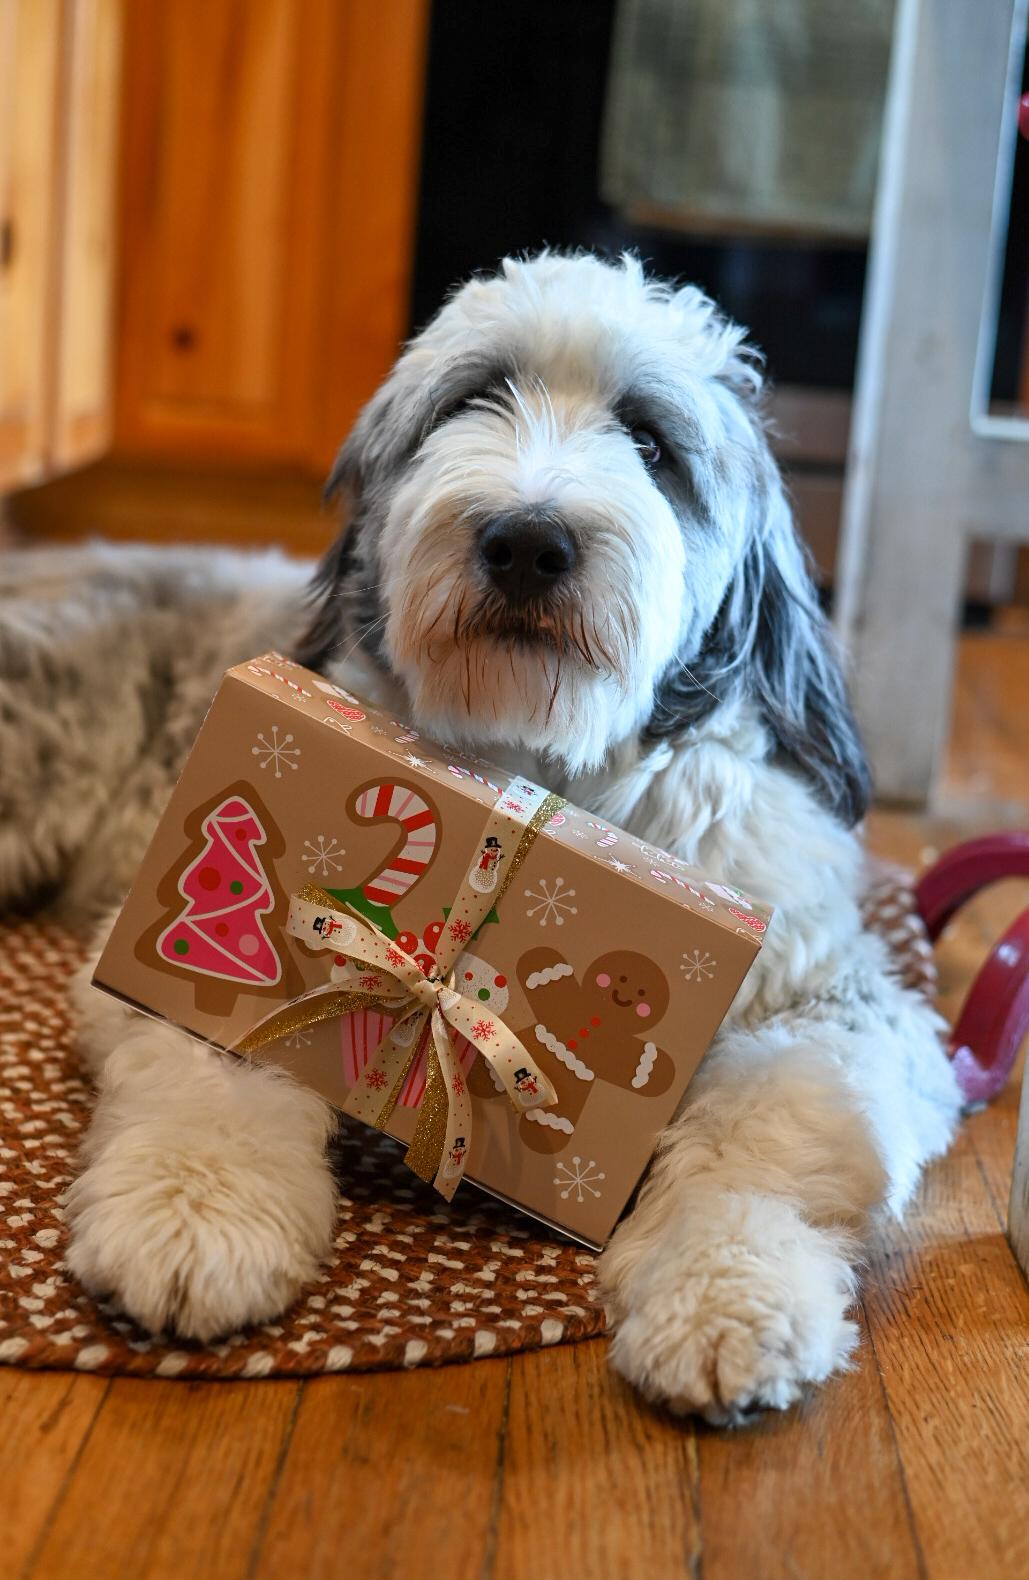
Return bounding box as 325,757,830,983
5,628,1029,1580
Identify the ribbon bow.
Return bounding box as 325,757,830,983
236,780,565,1199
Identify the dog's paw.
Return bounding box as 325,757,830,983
65,1032,337,1340
599,1192,858,1424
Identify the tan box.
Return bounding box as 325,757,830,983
94,654,771,1247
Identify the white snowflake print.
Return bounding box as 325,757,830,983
680,949,717,982
604,857,633,874
524,876,577,927
302,834,345,877
554,1156,605,1203
394,750,432,769
252,725,301,777
283,1028,312,1049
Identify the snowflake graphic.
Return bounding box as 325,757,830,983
680,949,717,982
554,1156,606,1203
604,857,633,874
360,973,383,991
470,1018,495,1041
301,834,345,876
524,876,578,927
452,1074,465,1097
385,945,407,968
395,750,432,769
252,725,301,778
283,1028,312,1050
370,725,388,736
448,918,472,944
365,1068,388,1090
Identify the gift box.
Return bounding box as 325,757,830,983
94,653,771,1247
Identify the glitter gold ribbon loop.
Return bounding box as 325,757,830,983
235,783,566,1198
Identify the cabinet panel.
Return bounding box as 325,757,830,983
312,0,430,469
116,0,303,454
0,0,62,489
49,0,123,469
115,0,427,471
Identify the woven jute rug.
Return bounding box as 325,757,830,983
0,868,935,1379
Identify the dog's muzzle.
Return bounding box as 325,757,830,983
477,508,577,607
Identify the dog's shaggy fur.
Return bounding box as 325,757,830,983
0,254,962,1422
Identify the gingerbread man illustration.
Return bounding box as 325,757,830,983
469,946,675,1153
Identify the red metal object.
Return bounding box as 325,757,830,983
949,908,1029,1105
914,831,1029,942
1019,92,1029,142
914,833,1029,1103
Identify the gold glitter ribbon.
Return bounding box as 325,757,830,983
235,781,566,1199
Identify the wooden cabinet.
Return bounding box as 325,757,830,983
0,0,121,492
114,0,428,474
0,0,62,490
3,0,425,522
50,0,123,471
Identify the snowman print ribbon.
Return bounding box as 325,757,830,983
236,779,565,1199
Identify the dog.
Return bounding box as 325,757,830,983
2,252,962,1422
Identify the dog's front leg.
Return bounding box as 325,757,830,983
597,1022,891,1424
66,954,337,1340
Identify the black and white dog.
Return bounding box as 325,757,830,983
4,253,961,1422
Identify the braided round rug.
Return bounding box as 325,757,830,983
0,867,935,1379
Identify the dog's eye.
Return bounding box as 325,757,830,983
631,428,661,467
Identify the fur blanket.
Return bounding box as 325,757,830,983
0,543,310,921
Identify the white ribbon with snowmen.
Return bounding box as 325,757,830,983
236,778,565,1198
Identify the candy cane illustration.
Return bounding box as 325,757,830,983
448,763,502,794
324,779,441,935
352,781,438,905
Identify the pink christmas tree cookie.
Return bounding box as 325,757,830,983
156,795,283,987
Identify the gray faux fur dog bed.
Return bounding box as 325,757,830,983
0,543,311,920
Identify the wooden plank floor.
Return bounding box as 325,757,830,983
5,628,1029,1580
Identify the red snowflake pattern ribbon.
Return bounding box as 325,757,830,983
236,780,566,1199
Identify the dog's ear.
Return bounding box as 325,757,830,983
297,343,514,671
646,468,871,828
294,361,429,670
322,361,429,504
291,521,363,671
323,342,508,503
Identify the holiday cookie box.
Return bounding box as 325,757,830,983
94,654,771,1246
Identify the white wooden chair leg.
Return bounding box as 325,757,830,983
1010,1070,1029,1281
836,508,966,804
836,0,1029,805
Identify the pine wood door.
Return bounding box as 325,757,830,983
0,0,62,490
49,0,123,471
0,0,122,492
114,0,428,473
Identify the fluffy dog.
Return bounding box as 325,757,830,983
2,253,962,1422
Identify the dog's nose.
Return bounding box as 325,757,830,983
478,512,577,602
